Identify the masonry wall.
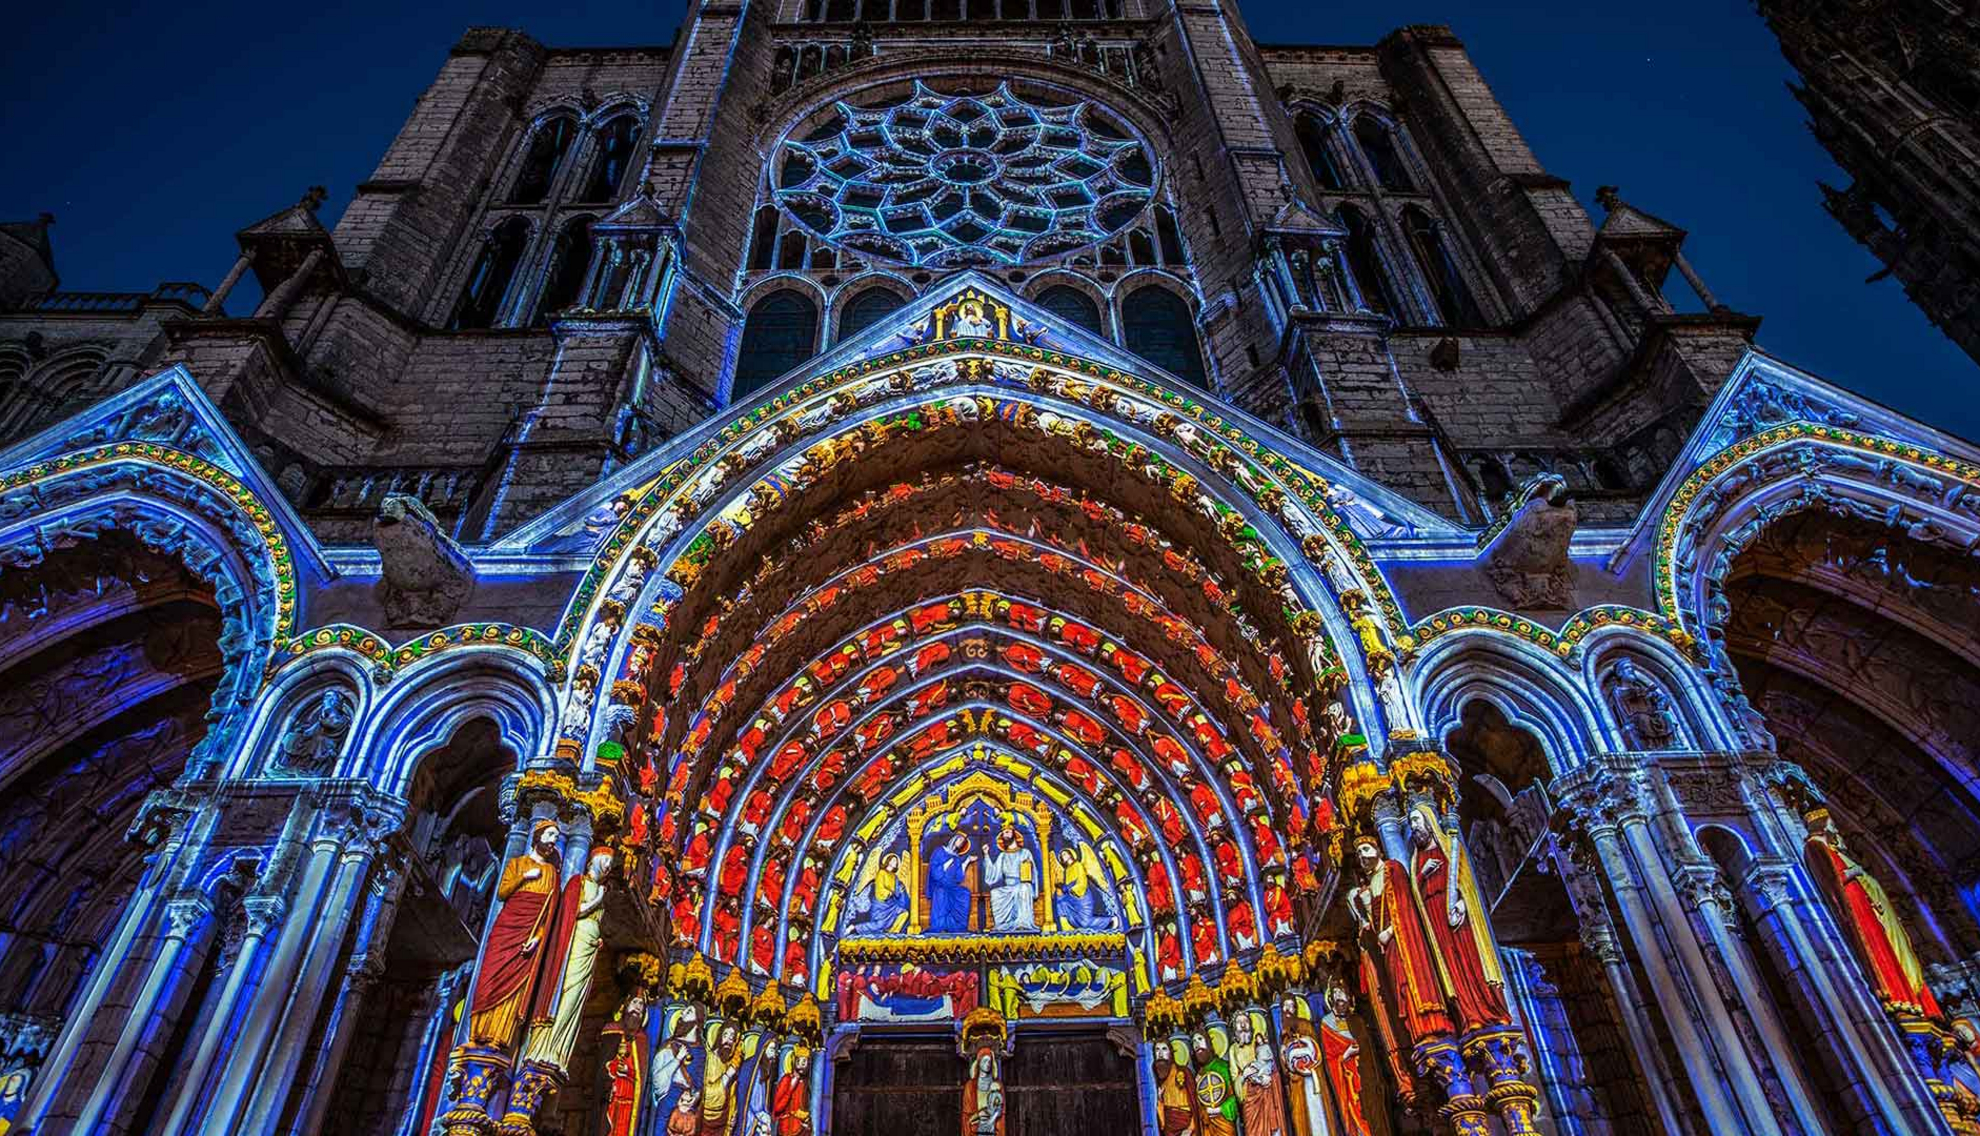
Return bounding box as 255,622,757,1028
2,11,1763,541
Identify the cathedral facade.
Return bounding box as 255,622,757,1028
1,4,1978,1135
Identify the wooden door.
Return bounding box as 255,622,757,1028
831,1035,964,1136
1003,1031,1141,1134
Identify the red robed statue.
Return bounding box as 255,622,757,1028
1407,809,1509,1031
467,820,566,1047
1804,810,1943,1019
1348,836,1454,1043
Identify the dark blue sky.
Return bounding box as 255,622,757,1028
4,1,1973,439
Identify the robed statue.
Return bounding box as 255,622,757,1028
928,833,975,932
1348,836,1454,1043
466,820,565,1047
1407,808,1509,1031
1804,810,1943,1018
522,847,616,1069
1319,986,1375,1136
984,824,1038,932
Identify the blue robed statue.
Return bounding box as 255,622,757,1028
927,833,975,932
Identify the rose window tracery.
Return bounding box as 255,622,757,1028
774,81,1157,268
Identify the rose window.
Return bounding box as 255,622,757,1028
774,81,1157,268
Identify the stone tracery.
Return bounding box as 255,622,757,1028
774,81,1157,268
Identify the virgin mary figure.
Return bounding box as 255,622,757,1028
928,833,975,932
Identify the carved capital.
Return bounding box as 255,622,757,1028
242,895,286,936
318,783,408,857
1672,863,1739,933
1551,756,1651,843
1749,756,1825,815
516,767,626,831
1743,862,1795,910
163,897,209,941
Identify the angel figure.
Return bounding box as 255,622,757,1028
844,850,911,935
1054,843,1118,932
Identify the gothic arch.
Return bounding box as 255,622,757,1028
1023,271,1113,338
1115,273,1208,388
0,457,295,771
828,275,913,344
1337,101,1428,195
538,292,1423,996
1286,102,1352,194
1579,627,1735,753
1661,425,1980,961
225,656,371,783
1412,633,1605,773
354,652,560,797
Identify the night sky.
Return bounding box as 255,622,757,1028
4,1,1973,439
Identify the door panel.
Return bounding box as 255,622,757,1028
1004,1032,1140,1134
831,1036,964,1136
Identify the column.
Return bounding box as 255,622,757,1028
15,864,169,1130
1557,868,1693,1135
253,246,325,321
290,859,403,1136
1555,759,1784,1134
1671,249,1728,313
1741,859,1950,1134
156,895,285,1136
200,824,343,1132
1669,856,1832,1136
70,896,211,1134
394,964,472,1136
16,792,200,1132
236,810,395,1136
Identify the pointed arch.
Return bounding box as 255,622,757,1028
450,217,531,331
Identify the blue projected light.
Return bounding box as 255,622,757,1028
775,81,1156,268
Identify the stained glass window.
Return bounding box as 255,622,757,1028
838,286,907,341
450,217,530,330
532,216,593,324
1036,284,1103,335
774,82,1156,268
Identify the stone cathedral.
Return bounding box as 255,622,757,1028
2,2,1980,1134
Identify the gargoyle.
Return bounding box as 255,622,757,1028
373,494,474,628
1479,474,1578,610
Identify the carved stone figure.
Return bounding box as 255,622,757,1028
372,493,474,627
1406,808,1509,1032
1479,474,1578,609
1348,837,1453,1043
522,848,615,1071
1605,658,1679,750
272,689,355,775
1804,811,1943,1019
465,820,564,1048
